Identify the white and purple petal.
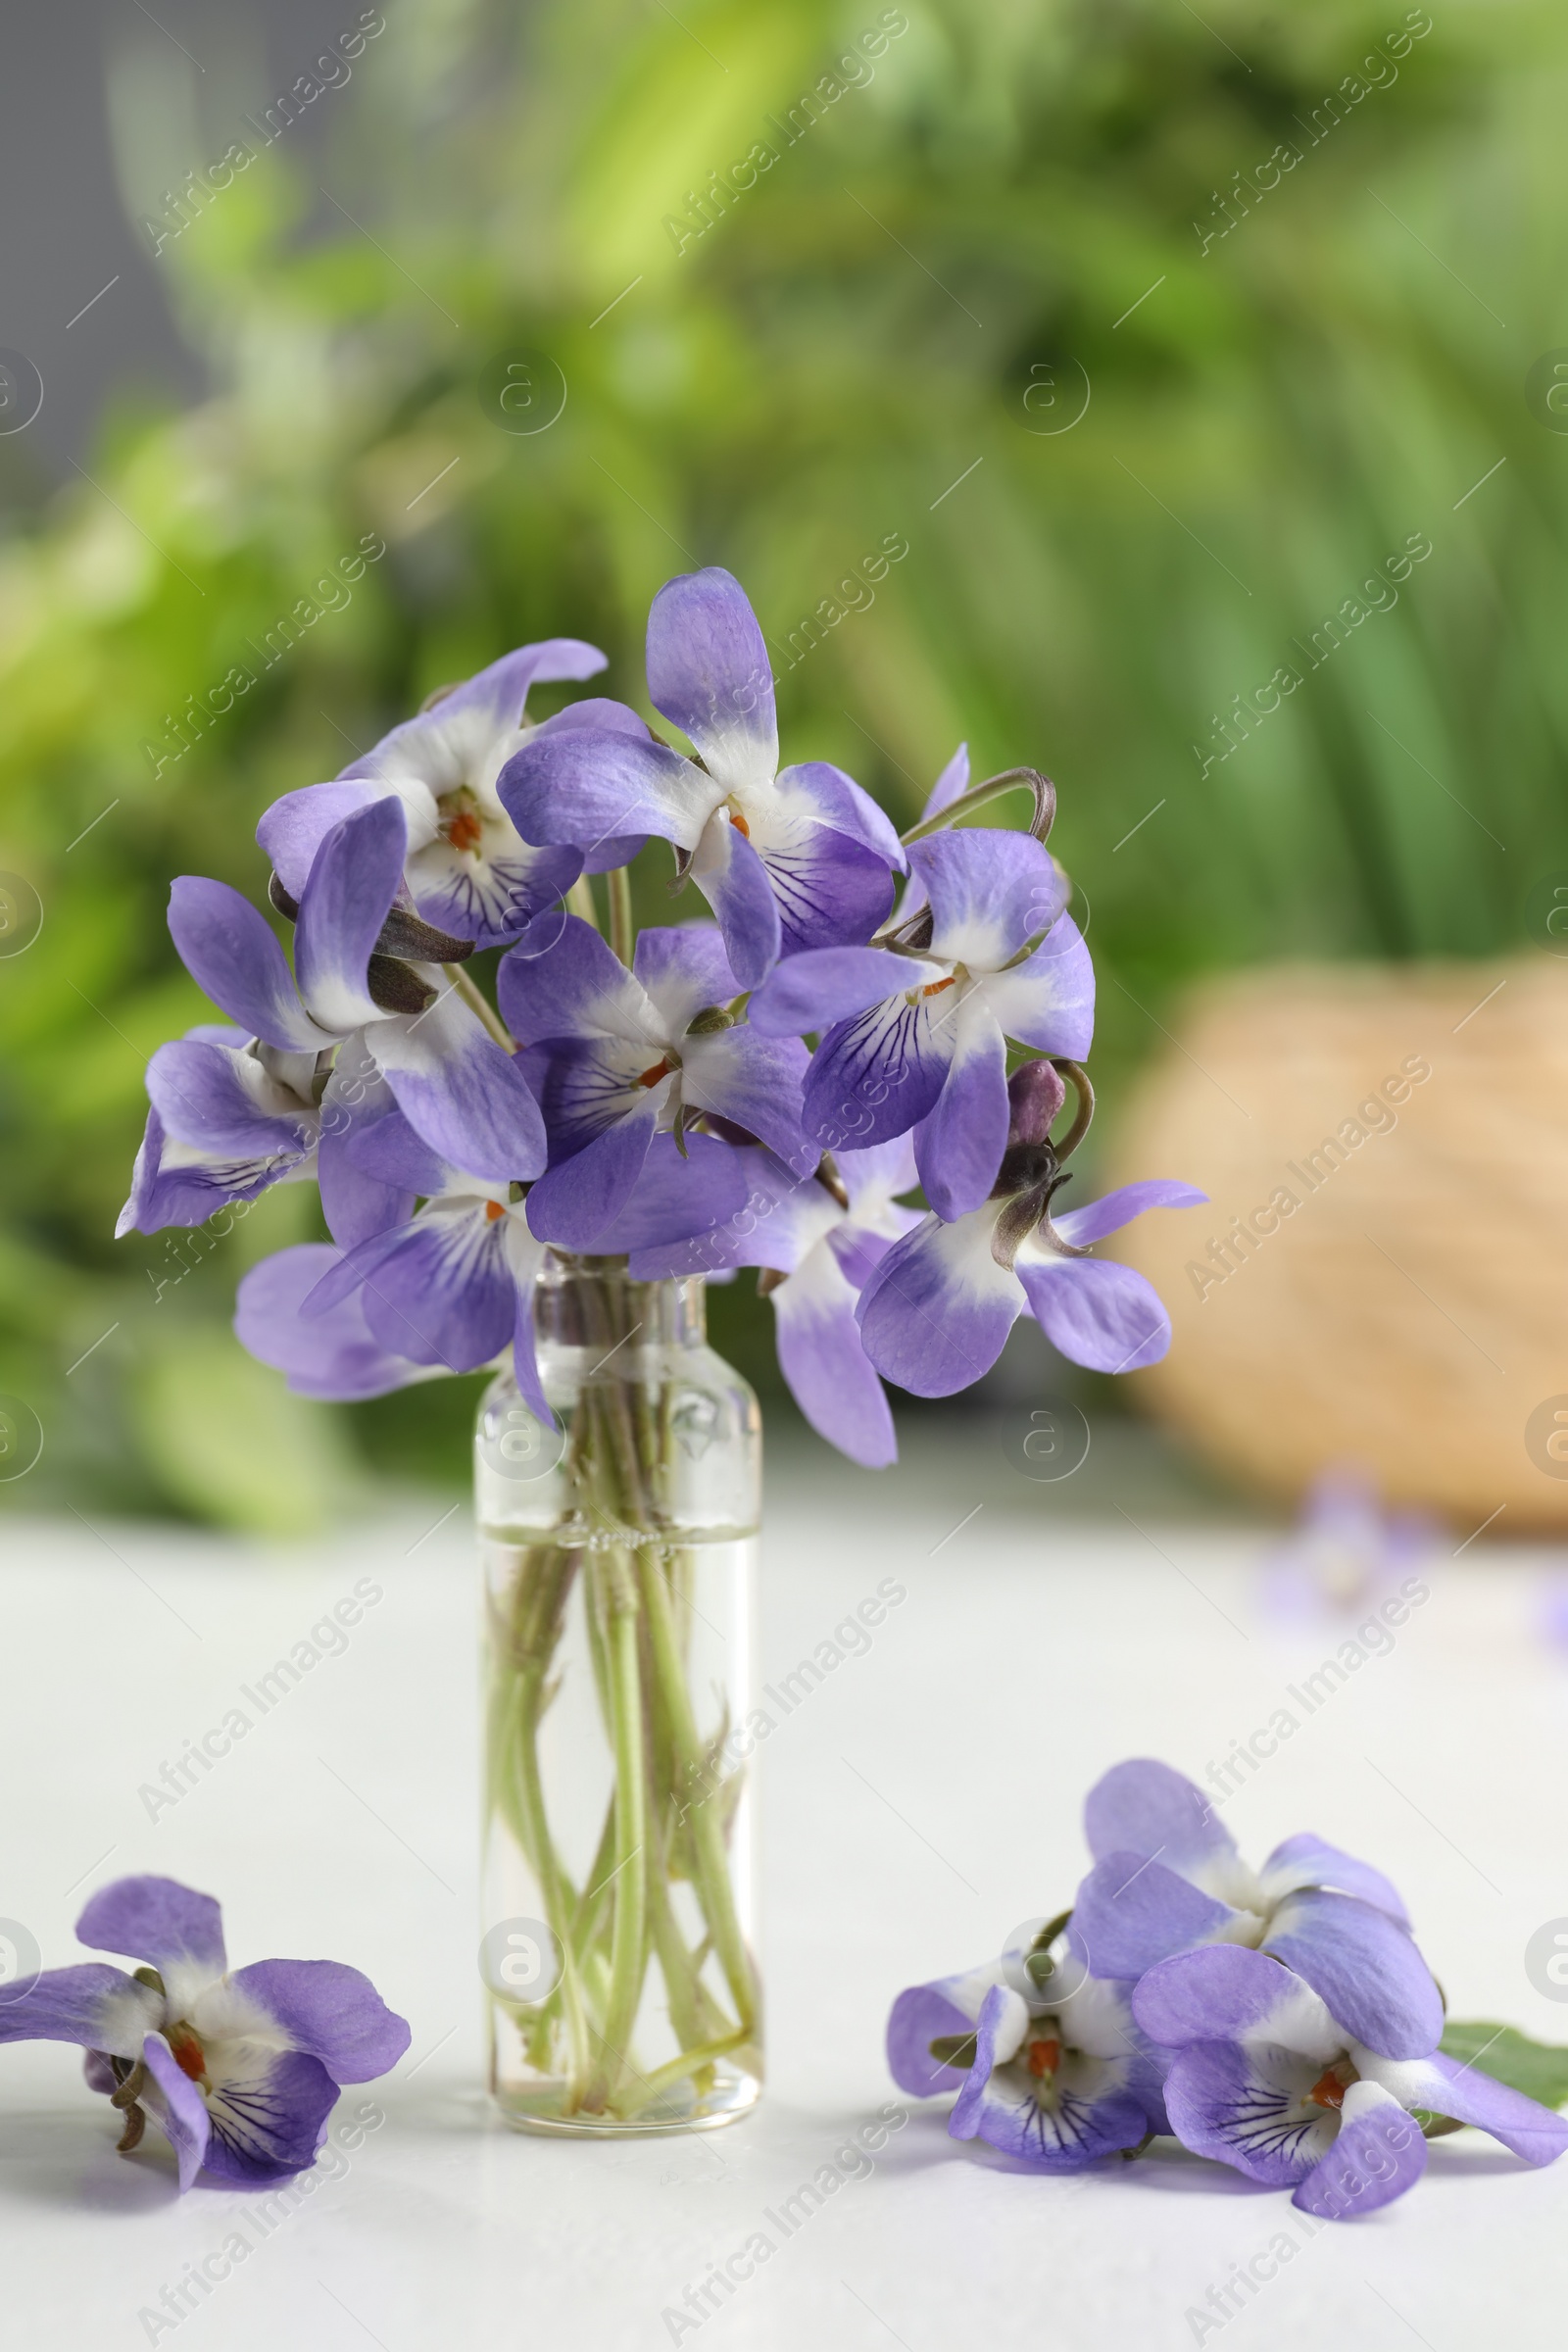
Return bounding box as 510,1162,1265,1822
979,914,1096,1058
1016,1252,1173,1375
1366,2052,1568,2167
0,1964,159,2056
803,991,952,1152
911,992,1009,1220
907,829,1066,971
681,1028,814,1175
690,811,782,991
227,1960,411,2085
1257,1835,1411,1929
1264,1890,1444,2061
1070,1852,1239,1979
167,877,331,1054
294,799,409,1035
748,947,946,1040
772,1239,897,1469
500,727,711,856
1084,1757,1240,1874
199,2045,338,2185
139,2032,213,2192
1161,2038,1338,2186
856,1207,1023,1397
886,1960,1006,2098
1291,2081,1428,2219
76,1876,226,1985
646,566,777,792
633,921,739,1035
367,986,546,1183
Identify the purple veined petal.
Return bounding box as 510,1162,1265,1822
802,989,953,1154
911,993,1009,1221
0,1964,158,2057
690,808,782,991
855,1206,1023,1397
1132,1946,1343,2061
950,1984,1151,2170
168,876,332,1054
409,839,584,954
754,821,898,962
257,779,389,903
824,1221,902,1294
76,1876,226,1984
1071,1852,1239,1978
294,798,409,1035
198,2045,338,2184
116,1106,304,1238
681,1028,815,1175
1257,1836,1411,1929
886,1961,1007,2098
139,2033,213,2192
1291,2082,1428,2219
1050,1181,1208,1250
367,986,546,1184
772,1239,898,1468
234,1245,429,1400
499,727,711,855
1162,2040,1338,2186
906,829,1067,971
748,946,945,1039
305,1203,516,1373
523,1094,662,1249
646,566,777,792
317,1039,416,1249
146,1040,316,1159
521,1032,673,1163
632,920,739,1035
773,760,907,872
226,1960,411,2085
1367,2052,1568,2167
1083,1757,1239,1873
583,1132,750,1255
1264,1891,1444,2061
979,914,1097,1059
624,1147,830,1280
498,914,662,1053
1016,1253,1173,1375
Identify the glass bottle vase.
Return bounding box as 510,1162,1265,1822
475,1253,762,2133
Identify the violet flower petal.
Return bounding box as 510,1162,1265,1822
168,876,331,1054
772,1242,897,1468
1016,1253,1173,1375
646,566,777,790
907,829,1066,968
1291,2082,1428,2218
1070,1852,1237,1978
500,728,707,854
803,992,951,1152
76,1877,226,1983
855,1209,1022,1396
199,2046,339,2185
886,1962,1005,2098
1162,2040,1337,2186
980,915,1097,1058
294,800,408,1035
1258,1835,1411,1929
228,1959,411,2085
367,990,546,1184
0,1964,157,2056
748,947,946,1039
911,997,1009,1221
1083,1757,1238,1873
1264,1890,1444,2061
140,2032,213,2192
1050,1181,1208,1250
1131,1945,1343,2060
690,811,782,990
235,1245,427,1400
1369,2053,1568,2166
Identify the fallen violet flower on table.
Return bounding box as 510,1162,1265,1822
890,1757,1568,2215
1133,1943,1568,2217
0,1877,409,2190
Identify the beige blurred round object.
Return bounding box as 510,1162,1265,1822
1106,956,1568,1532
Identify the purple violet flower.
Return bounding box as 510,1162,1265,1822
497,568,906,988
750,826,1092,1218
1134,1944,1568,2217
0,1876,409,2192
497,914,811,1249
1071,1759,1445,2059
629,1137,924,1468
122,796,545,1246
1261,1466,1438,1628
257,641,618,951
855,1061,1204,1393
887,1929,1168,2169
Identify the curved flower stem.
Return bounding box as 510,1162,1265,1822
900,767,1055,845
607,865,636,967
1049,1058,1095,1160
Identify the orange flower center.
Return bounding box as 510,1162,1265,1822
730,811,751,838
636,1057,672,1088
443,808,484,854
166,2024,208,2084
484,1200,507,1222
920,976,957,998
1307,2066,1349,2109
1026,2036,1062,2079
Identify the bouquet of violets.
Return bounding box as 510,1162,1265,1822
122,565,1200,1449
119,566,1203,2130
891,1759,1568,2230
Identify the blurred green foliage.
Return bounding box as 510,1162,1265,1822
2,0,1563,1524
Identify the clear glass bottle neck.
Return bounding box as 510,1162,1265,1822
533,1252,708,1350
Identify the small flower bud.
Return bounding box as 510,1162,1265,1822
1005,1059,1067,1149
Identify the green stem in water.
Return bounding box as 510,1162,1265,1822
578,1556,651,2113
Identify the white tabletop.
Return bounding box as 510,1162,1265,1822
3,1441,1566,2349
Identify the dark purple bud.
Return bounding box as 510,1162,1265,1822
1005,1060,1066,1149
